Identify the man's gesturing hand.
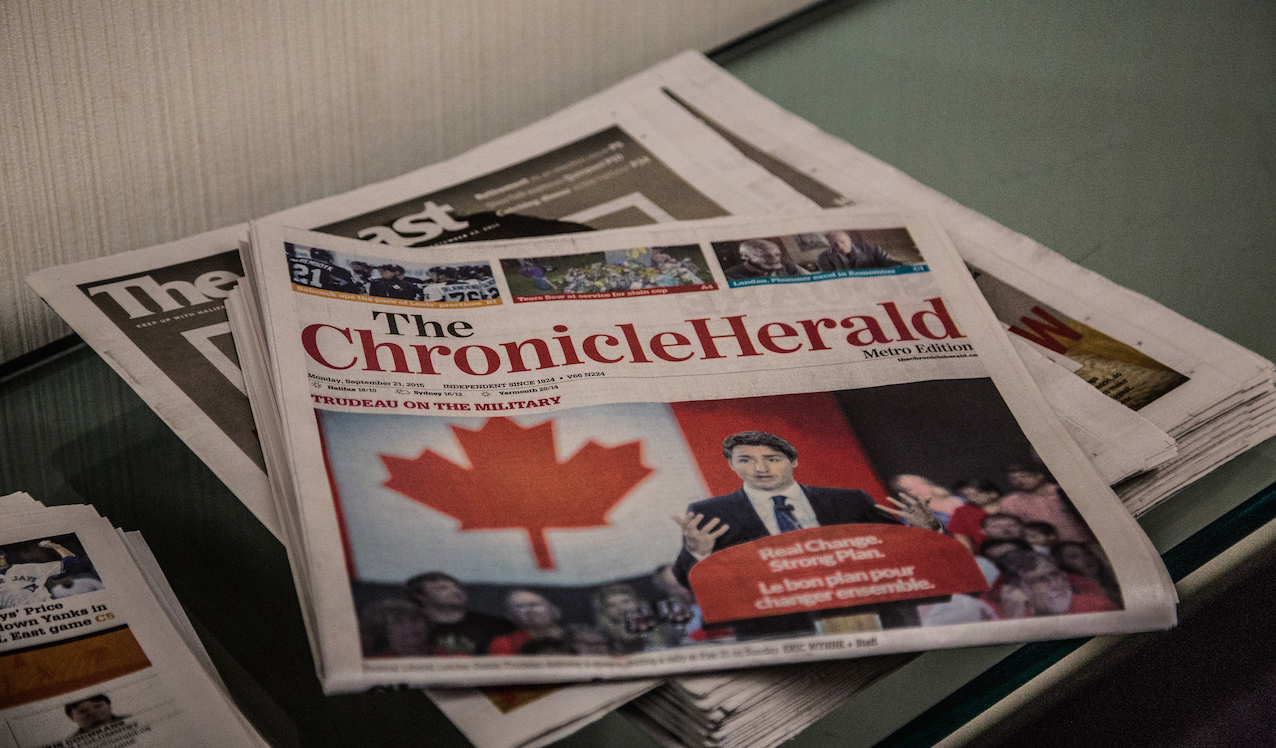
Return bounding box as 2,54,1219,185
877,489,943,531
673,512,729,557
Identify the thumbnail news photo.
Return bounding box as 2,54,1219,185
285,242,499,308
1,533,103,611
499,244,716,303
713,228,927,288
316,378,1120,659
1,661,186,748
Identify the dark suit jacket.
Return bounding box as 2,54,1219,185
815,244,902,272
673,485,897,587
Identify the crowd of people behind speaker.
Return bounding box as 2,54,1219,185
906,463,1125,618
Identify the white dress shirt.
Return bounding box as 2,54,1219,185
742,482,820,535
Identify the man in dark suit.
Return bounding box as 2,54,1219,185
671,431,941,634
814,230,903,272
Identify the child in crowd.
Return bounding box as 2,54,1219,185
947,478,1004,552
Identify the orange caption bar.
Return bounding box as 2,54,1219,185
0,627,151,708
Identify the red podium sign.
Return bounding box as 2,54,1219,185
688,524,987,624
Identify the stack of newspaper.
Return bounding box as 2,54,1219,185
229,205,1174,737
0,492,267,747
24,52,1274,747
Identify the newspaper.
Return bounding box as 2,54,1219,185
237,208,1174,692
0,494,266,748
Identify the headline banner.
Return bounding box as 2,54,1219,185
688,524,986,624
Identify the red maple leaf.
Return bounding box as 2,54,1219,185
380,418,653,570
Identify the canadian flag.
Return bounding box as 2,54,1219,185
318,391,888,587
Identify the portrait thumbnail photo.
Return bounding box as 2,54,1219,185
499,244,716,303
1,659,186,748
285,242,500,308
315,378,1121,660
713,228,927,288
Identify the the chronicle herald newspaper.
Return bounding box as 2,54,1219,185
0,495,266,748
241,209,1175,691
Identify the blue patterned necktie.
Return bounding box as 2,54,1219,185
771,495,802,533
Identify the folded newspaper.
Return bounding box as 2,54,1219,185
0,493,267,748
231,208,1175,694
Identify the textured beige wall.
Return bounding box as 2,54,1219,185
0,0,813,362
